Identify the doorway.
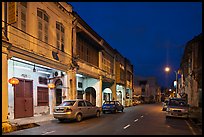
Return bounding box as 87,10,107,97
14,78,33,119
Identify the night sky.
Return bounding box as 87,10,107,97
69,2,202,88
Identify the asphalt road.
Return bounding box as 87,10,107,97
4,103,202,135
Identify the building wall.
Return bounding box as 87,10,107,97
2,2,135,125
2,2,74,121
180,33,202,107
7,2,73,70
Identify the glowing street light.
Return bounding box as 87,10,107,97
164,66,170,73
164,66,179,97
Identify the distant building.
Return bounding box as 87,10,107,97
133,76,161,103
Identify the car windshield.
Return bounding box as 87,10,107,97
169,99,187,106
59,101,76,106
104,101,115,105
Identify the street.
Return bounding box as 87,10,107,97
4,103,201,135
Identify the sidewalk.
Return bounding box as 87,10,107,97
189,107,202,131
2,114,55,134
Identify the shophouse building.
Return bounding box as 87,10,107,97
2,2,134,127
179,33,202,107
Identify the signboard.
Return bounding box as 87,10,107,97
8,2,17,24
174,80,177,88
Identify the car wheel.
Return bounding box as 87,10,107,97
58,119,65,122
103,111,106,114
114,109,118,113
76,114,82,122
96,111,101,117
166,116,170,119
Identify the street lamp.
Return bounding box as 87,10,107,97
164,66,179,97
164,66,170,73
174,71,178,95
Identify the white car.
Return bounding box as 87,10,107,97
162,100,169,111
53,99,101,122
166,98,189,119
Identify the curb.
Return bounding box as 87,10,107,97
2,122,40,134
188,117,202,133
2,122,13,133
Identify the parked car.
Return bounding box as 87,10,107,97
162,99,169,111
102,101,124,114
166,98,189,119
53,99,101,122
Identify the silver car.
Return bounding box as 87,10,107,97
162,100,169,111
53,99,101,122
166,98,189,119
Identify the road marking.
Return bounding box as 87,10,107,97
185,120,196,135
41,130,55,135
123,124,130,129
141,115,143,118
134,119,138,122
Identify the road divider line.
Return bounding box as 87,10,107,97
41,130,55,135
134,119,138,122
123,124,130,129
141,115,143,118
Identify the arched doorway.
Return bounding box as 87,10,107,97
117,91,122,104
103,88,112,102
55,79,63,106
85,87,96,106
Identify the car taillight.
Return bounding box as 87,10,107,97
166,107,171,112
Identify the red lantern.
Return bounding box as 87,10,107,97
48,83,55,89
8,77,19,85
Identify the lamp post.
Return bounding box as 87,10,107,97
164,66,179,97
164,66,170,89
174,71,178,95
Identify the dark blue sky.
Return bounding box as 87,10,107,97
69,2,202,88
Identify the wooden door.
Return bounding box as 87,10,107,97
14,79,33,119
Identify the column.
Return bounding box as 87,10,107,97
2,42,13,133
2,46,8,123
67,69,77,100
96,76,103,107
111,55,117,100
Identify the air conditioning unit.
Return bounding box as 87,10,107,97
53,71,61,77
53,71,65,77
